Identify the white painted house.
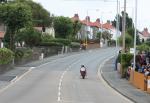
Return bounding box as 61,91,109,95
138,28,150,42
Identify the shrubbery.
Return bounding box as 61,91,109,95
0,48,14,65
40,38,71,46
70,42,80,48
120,53,133,78
137,43,150,52
15,48,33,60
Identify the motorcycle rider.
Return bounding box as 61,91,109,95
80,65,87,78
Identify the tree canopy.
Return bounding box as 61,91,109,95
0,2,32,50
112,11,133,32
13,0,53,27
53,16,73,39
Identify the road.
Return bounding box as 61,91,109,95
0,47,133,103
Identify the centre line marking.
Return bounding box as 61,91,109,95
57,60,80,102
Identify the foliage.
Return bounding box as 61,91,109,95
53,16,73,38
145,39,150,46
121,53,133,78
15,48,33,60
107,39,116,46
96,32,101,39
0,2,32,50
137,43,150,52
14,0,53,27
119,33,133,49
39,42,63,47
0,48,14,65
102,31,112,41
72,20,81,39
112,11,133,32
16,28,42,47
40,38,71,46
41,34,54,42
70,42,80,48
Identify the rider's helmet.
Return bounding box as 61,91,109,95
81,65,84,67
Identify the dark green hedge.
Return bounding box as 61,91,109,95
40,38,71,46
0,48,14,65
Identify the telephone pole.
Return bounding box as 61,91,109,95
122,0,126,53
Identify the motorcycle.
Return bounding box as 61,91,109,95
80,71,86,79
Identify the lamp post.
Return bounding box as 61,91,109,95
101,0,120,51
122,0,126,53
133,0,138,71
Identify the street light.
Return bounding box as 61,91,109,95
101,0,120,51
133,0,138,71
122,0,126,53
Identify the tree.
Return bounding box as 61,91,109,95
53,16,73,39
119,33,133,49
16,28,42,47
102,31,112,43
14,0,53,27
112,11,133,32
0,2,32,50
72,20,81,39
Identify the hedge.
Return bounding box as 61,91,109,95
120,53,133,78
0,48,14,65
41,38,71,46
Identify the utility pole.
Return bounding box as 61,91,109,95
122,0,126,53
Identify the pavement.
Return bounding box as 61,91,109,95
0,51,150,103
101,57,150,103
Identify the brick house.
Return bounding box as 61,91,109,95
138,28,150,42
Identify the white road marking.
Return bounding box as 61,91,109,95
57,60,80,102
97,56,134,103
0,67,34,93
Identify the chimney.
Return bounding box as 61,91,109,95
86,16,90,22
74,14,79,19
96,18,100,23
144,28,148,32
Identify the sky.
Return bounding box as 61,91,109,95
33,0,150,31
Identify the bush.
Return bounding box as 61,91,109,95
15,48,33,60
38,42,63,47
119,33,133,48
40,38,71,46
137,43,150,52
70,42,80,48
120,53,133,78
0,48,14,65
107,40,116,46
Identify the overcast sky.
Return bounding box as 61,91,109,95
33,0,150,31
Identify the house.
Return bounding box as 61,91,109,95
102,21,121,40
138,28,150,42
0,23,6,48
34,26,55,37
71,14,121,41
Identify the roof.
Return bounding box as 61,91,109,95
71,14,115,29
141,28,150,37
0,31,5,38
102,22,114,30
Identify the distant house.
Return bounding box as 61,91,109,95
138,28,150,42
71,14,121,41
34,26,55,37
0,23,6,48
